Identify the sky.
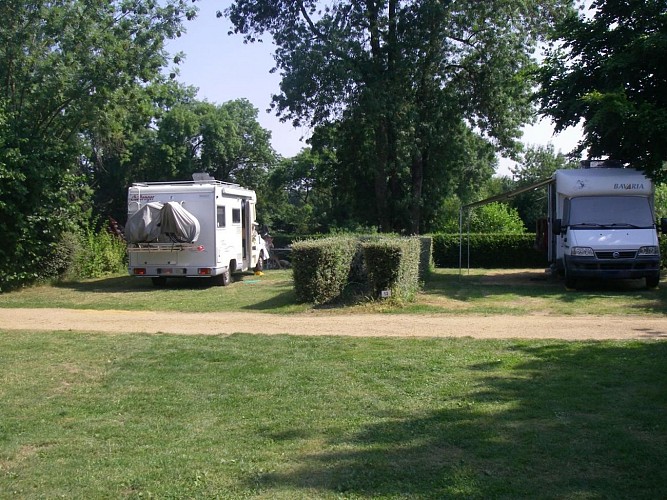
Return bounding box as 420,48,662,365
166,0,583,177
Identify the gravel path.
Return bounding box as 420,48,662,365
1,308,666,340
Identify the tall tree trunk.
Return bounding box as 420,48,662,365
367,0,391,231
374,119,390,231
409,148,426,235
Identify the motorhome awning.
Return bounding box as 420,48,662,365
462,177,554,210
458,176,554,274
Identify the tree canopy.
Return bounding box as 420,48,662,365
226,0,572,234
536,0,667,180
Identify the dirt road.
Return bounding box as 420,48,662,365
1,308,666,340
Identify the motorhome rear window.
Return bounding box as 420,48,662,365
569,196,654,227
232,208,241,224
217,206,226,228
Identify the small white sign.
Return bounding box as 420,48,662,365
380,290,391,298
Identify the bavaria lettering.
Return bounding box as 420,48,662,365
613,183,644,190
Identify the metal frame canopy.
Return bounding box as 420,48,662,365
458,177,554,274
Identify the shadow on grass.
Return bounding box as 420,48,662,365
55,272,266,294
55,276,156,293
248,341,667,498
241,290,297,311
426,268,667,314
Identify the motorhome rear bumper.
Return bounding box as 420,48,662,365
564,255,660,279
129,266,228,278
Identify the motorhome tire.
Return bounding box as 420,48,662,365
564,270,577,289
151,277,167,287
254,252,265,272
219,267,232,286
646,275,660,288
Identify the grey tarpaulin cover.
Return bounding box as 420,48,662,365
125,202,164,243
160,201,200,242
126,201,200,243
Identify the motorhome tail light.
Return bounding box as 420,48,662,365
197,245,205,252
571,247,595,257
198,268,212,275
638,246,659,256
133,268,147,275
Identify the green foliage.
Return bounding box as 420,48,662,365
433,233,547,269
465,202,527,233
363,238,422,301
291,237,359,304
292,235,428,304
508,145,577,231
0,0,195,290
265,148,332,233
418,236,434,280
655,184,667,221
227,0,569,233
536,0,667,181
151,98,276,185
90,96,277,226
64,227,127,281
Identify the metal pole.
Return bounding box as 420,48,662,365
458,207,463,277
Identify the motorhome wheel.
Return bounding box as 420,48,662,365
646,275,660,288
217,267,231,286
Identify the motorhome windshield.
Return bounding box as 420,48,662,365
568,196,654,228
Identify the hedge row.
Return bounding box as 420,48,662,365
291,237,359,304
434,233,667,269
291,236,429,305
284,232,667,271
432,233,547,269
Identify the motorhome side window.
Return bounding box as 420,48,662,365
217,206,225,228
232,208,241,224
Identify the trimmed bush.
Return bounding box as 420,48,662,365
418,236,433,279
363,238,421,301
292,235,428,304
291,237,358,304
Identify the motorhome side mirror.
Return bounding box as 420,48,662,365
661,218,667,234
552,219,563,235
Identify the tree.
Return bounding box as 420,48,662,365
86,95,277,225
536,0,667,180
466,202,526,233
0,0,196,289
87,80,199,225
509,144,576,231
225,0,571,234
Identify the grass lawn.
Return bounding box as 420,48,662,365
1,268,666,316
1,332,666,498
1,268,666,497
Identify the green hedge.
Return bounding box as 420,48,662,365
433,233,547,269
291,235,428,304
288,232,667,274
291,237,359,304
363,238,422,301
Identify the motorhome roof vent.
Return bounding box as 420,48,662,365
580,159,623,169
192,172,215,182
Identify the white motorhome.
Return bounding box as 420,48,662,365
125,174,268,286
548,162,662,288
